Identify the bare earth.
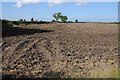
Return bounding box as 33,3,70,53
2,23,119,78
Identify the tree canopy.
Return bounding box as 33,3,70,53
53,12,68,22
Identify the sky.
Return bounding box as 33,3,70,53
1,1,118,22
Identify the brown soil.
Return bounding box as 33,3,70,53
2,23,119,78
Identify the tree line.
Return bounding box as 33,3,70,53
18,12,79,23
1,12,80,26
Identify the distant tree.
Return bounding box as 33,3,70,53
31,17,34,22
34,20,38,22
51,20,56,22
53,13,57,21
64,16,68,22
2,19,13,27
40,20,43,22
60,16,68,22
53,12,68,22
53,12,61,21
57,12,62,20
20,19,23,22
75,19,78,23
24,19,26,22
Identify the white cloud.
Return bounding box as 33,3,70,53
15,0,88,8
2,0,119,2
48,0,87,6
22,0,41,4
16,0,41,8
75,0,87,5
16,1,23,8
48,0,67,6
76,2,87,6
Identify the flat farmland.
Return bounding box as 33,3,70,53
2,23,119,78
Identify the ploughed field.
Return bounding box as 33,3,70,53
2,23,119,78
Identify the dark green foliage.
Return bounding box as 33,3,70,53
2,19,52,27
60,16,68,22
13,21,20,25
52,20,55,22
19,19,23,22
31,17,34,22
51,20,56,23
53,12,68,22
24,19,26,22
53,13,59,21
75,19,78,23
2,19,13,27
